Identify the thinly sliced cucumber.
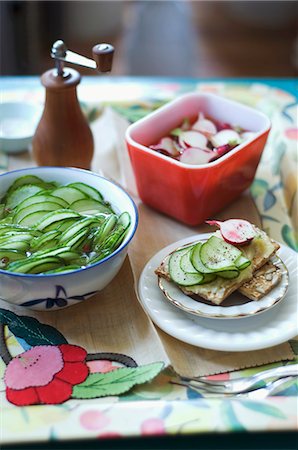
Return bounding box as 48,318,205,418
201,273,217,284
0,249,26,265
179,247,214,285
55,218,79,232
70,198,113,215
217,268,240,279
43,264,82,274
34,246,80,263
0,204,5,219
31,230,61,250
93,215,118,246
180,246,198,273
67,182,103,202
35,210,81,231
118,212,131,229
0,225,39,237
16,194,68,210
5,175,58,195
51,186,87,204
0,240,30,251
191,243,215,274
5,185,44,210
12,201,61,224
0,216,13,224
169,248,204,286
235,254,251,270
6,175,45,191
1,175,132,275
34,246,71,257
18,210,56,227
93,212,131,256
200,236,242,271
0,233,33,245
64,228,90,250
7,256,63,274
59,217,99,243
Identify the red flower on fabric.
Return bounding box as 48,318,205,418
4,344,89,406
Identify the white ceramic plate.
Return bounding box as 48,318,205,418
158,255,289,319
138,234,298,351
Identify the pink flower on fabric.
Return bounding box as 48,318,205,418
285,128,298,140
4,344,88,406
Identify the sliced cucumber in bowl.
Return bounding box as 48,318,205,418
7,256,64,274
70,198,113,215
12,201,61,224
0,174,133,275
5,185,45,210
50,186,87,204
35,210,82,231
67,182,104,202
16,194,68,210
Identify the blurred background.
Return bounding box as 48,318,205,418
1,0,297,77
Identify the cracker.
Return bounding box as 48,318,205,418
238,261,282,301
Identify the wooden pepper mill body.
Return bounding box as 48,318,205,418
32,68,93,170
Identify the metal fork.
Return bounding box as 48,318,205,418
242,376,297,399
171,375,297,399
172,364,298,395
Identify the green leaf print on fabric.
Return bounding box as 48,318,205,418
72,362,164,399
240,400,287,419
250,179,269,199
281,225,298,251
263,190,277,211
0,309,67,346
221,402,246,431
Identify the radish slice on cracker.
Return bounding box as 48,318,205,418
206,219,256,245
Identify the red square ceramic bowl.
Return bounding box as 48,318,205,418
125,92,271,226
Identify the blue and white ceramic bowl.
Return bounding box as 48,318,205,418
0,167,138,310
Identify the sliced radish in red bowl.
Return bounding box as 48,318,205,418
211,129,242,148
192,113,217,137
150,137,180,157
179,147,214,165
179,130,208,150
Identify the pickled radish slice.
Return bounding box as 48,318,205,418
179,130,208,149
210,129,241,148
148,113,249,165
179,147,214,165
205,219,256,245
192,113,217,137
150,137,180,157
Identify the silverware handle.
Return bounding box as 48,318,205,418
251,364,298,385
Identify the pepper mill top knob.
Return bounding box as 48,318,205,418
92,44,114,72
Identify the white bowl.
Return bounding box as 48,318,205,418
0,102,42,153
0,167,138,310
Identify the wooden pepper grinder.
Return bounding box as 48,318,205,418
32,40,114,169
